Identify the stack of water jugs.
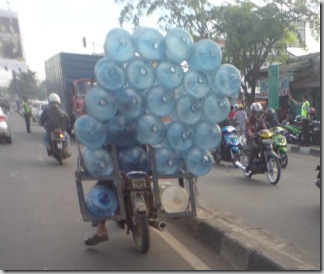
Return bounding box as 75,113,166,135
74,27,241,217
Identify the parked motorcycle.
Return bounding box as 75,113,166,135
315,165,320,189
236,129,281,185
211,125,242,167
49,128,70,165
269,126,288,168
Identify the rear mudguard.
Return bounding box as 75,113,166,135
131,192,147,214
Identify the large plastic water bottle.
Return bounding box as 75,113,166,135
166,121,194,151
105,114,138,148
176,94,203,125
86,184,118,217
74,115,106,149
183,69,209,98
81,147,114,177
94,57,126,91
194,120,221,150
184,146,213,176
134,27,166,61
213,64,241,96
85,86,117,123
154,147,181,175
115,88,146,119
145,85,175,117
160,184,190,213
104,28,135,63
187,39,222,71
126,58,156,90
118,146,150,174
202,93,230,123
164,28,194,64
156,60,184,89
137,114,166,146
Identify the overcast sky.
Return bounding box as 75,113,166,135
0,0,320,85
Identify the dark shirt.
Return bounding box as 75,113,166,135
245,115,266,139
40,104,70,132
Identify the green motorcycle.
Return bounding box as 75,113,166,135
269,126,288,168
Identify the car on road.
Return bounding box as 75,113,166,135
31,100,48,123
0,106,12,144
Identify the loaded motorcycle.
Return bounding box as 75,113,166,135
236,129,281,185
269,126,288,168
49,128,70,165
211,125,242,167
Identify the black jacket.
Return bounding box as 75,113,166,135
40,104,70,132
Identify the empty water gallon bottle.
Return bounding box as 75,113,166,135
156,60,184,90
94,57,126,91
74,115,106,149
166,121,194,152
134,27,166,61
81,147,114,177
105,115,137,148
126,58,156,90
154,147,181,175
164,28,194,64
137,114,166,146
183,69,209,98
86,184,118,217
187,39,222,71
213,64,241,96
194,120,221,150
184,146,213,176
104,28,135,63
115,88,146,119
85,86,117,123
145,85,175,117
176,94,203,125
118,146,150,174
202,93,230,123
160,185,189,213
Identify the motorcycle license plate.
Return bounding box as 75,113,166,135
57,142,63,149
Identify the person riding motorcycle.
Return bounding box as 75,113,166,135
263,107,279,129
40,93,71,156
245,102,267,173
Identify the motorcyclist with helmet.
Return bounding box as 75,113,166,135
245,102,267,173
40,93,71,156
263,107,279,129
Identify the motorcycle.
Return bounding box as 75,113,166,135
49,128,70,165
211,125,242,167
314,165,320,188
283,119,302,144
236,129,281,185
269,126,288,168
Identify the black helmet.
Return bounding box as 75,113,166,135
265,108,275,120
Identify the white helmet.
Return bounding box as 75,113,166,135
250,102,263,113
48,93,61,105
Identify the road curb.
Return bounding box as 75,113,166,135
287,144,321,157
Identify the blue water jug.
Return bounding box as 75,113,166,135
187,39,222,71
154,147,181,175
126,58,156,90
194,120,221,150
115,88,146,119
184,146,213,176
156,60,184,89
176,94,203,125
137,114,166,146
74,115,106,149
202,93,230,123
85,86,117,123
94,57,126,91
86,184,118,217
164,28,194,64
118,146,150,174
105,115,138,147
104,28,135,63
134,27,166,61
213,64,241,96
145,85,175,117
81,147,114,177
183,69,209,98
166,121,194,152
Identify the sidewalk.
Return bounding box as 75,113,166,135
287,143,321,157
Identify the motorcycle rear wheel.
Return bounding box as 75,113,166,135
266,157,281,185
131,213,150,253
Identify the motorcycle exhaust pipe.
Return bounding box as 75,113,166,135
234,161,246,171
149,219,167,231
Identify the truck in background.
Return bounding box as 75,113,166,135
44,52,103,132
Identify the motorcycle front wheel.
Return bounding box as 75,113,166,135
279,151,288,168
57,150,63,166
266,157,281,185
131,213,150,253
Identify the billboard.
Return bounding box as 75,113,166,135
0,9,27,71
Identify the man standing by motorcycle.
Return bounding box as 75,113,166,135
263,107,279,129
40,93,71,156
245,102,267,173
233,104,247,136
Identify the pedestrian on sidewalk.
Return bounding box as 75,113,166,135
22,96,32,133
